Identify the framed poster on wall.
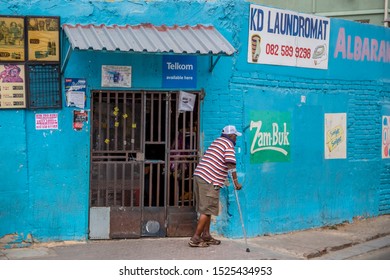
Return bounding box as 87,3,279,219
0,16,25,62
0,63,26,108
26,16,60,62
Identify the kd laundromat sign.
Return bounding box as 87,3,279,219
250,111,291,163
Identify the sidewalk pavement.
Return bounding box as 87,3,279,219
1,215,389,260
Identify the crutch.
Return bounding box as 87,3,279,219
234,188,250,252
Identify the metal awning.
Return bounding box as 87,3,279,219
61,23,236,73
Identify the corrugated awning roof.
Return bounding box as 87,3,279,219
62,23,236,56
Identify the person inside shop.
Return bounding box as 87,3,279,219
169,120,197,205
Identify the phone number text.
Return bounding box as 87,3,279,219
265,43,311,59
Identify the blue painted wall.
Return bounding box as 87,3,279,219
0,0,389,246
216,4,390,238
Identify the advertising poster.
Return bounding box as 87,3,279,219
73,110,88,131
324,113,347,159
27,17,60,62
382,116,390,158
0,16,25,62
35,113,58,130
102,65,132,88
65,78,87,109
0,63,26,109
162,55,197,88
249,111,291,163
248,4,330,69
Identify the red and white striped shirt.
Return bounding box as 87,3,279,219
194,136,236,187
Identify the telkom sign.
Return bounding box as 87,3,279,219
162,55,197,88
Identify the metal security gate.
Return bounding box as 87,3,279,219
89,90,200,239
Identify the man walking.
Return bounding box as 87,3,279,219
189,125,242,247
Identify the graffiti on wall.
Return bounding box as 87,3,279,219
250,111,291,163
248,4,330,69
324,113,347,159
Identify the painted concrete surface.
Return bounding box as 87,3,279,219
0,215,389,260
0,0,389,245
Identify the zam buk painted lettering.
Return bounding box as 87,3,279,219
249,111,291,163
250,121,290,155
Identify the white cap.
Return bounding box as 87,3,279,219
222,125,242,136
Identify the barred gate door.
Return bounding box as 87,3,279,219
89,90,200,239
90,91,143,239
166,91,200,237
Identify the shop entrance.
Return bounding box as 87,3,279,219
89,90,200,239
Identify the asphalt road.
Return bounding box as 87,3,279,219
347,246,390,260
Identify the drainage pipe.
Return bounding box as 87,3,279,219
312,0,316,14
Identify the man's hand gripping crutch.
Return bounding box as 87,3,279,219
227,164,242,190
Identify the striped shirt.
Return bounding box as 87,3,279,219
194,136,236,187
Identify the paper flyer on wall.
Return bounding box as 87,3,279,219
35,113,58,130
324,113,347,159
65,78,87,109
101,65,132,88
73,110,88,131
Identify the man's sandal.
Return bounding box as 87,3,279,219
202,237,221,245
188,239,209,248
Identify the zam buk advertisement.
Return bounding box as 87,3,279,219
250,111,291,163
248,4,330,69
